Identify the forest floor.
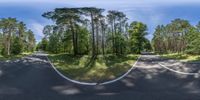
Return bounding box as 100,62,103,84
0,52,33,61
160,53,200,62
48,54,139,82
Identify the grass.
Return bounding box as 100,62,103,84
48,54,139,82
0,52,33,61
160,53,200,62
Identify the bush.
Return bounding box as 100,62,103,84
11,37,23,55
1,48,6,56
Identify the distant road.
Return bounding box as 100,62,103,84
0,53,200,100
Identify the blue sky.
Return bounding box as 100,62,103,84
1,0,200,42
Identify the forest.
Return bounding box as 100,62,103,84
0,18,36,58
1,7,200,81
152,18,200,55
37,7,151,56
35,7,151,81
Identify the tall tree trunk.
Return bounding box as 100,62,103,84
7,30,11,56
111,22,115,54
101,23,105,55
70,21,77,56
120,46,123,54
91,13,96,57
114,19,117,55
96,23,99,55
75,26,78,55
119,20,122,54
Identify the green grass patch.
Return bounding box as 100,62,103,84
160,53,200,62
0,52,33,61
48,54,139,82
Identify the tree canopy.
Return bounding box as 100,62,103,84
152,18,200,54
39,7,150,55
0,18,36,56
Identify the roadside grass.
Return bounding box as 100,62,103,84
48,54,139,82
0,52,33,61
160,53,200,62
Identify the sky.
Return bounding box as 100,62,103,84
1,0,200,42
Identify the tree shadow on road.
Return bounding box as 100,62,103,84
1,55,200,100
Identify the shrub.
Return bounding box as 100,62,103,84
11,37,23,55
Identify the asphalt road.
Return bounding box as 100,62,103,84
0,53,200,100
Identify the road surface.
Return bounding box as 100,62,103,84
0,53,200,100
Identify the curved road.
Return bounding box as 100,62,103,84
0,53,200,100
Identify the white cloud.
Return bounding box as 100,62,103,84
122,7,165,40
1,0,200,6
1,0,198,42
30,22,45,42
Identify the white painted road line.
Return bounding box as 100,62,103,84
46,56,97,85
159,63,198,75
100,55,141,85
46,55,141,86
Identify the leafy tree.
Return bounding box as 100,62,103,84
0,18,36,56
41,38,48,51
152,25,165,53
42,7,151,56
185,24,200,54
143,38,152,51
81,7,105,56
11,37,23,55
129,21,148,54
107,10,128,54
26,30,36,52
43,8,84,55
152,19,191,54
0,18,17,56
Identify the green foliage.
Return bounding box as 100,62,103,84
27,30,36,52
38,38,48,51
185,25,200,54
42,7,151,56
152,19,191,54
161,53,200,62
48,33,60,53
129,21,149,54
11,37,23,55
48,53,138,82
77,27,90,54
1,48,6,56
0,18,36,56
143,38,152,51
0,33,3,54
152,18,200,55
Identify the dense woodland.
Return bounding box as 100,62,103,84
0,18,36,56
152,18,200,54
37,7,151,56
2,8,198,58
